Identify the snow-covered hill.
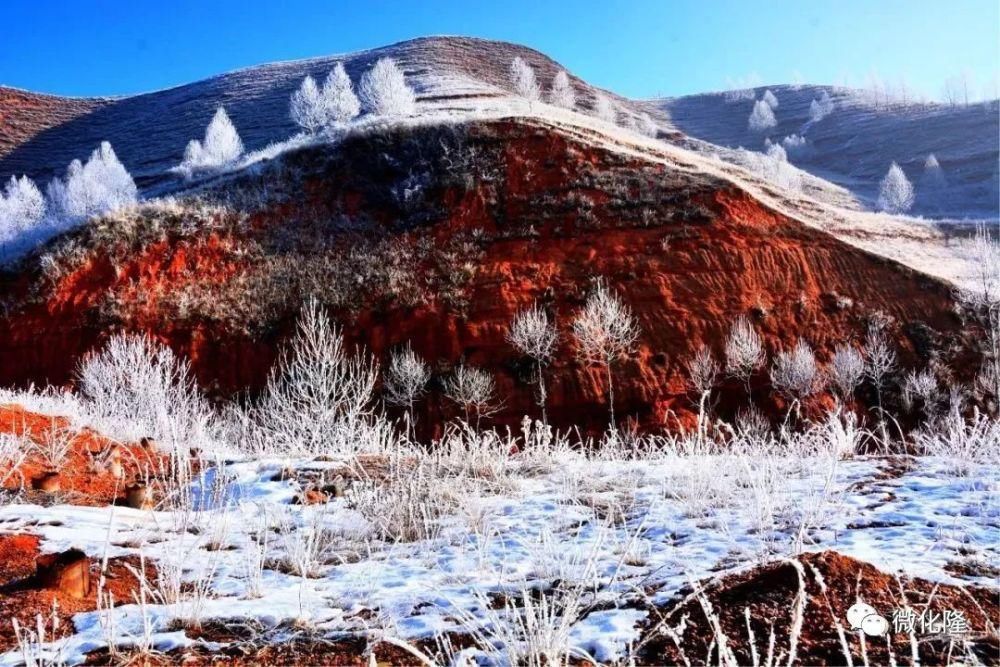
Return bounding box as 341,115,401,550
658,85,1000,220
0,36,653,192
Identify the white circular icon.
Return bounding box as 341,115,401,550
846,601,889,637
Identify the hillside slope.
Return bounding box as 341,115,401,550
659,85,1000,219
0,118,970,435
0,36,655,192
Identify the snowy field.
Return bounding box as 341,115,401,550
1,430,996,665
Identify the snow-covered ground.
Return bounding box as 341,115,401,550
2,436,996,664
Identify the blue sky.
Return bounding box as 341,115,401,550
1,0,997,100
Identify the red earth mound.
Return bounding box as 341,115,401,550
639,550,999,666
0,405,172,506
0,533,155,654
0,119,973,435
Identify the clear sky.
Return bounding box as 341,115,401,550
1,0,997,100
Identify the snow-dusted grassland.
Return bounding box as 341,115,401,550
1,291,998,665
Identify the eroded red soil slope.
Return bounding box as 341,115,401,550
0,119,969,434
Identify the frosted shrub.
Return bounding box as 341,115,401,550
781,133,808,155
572,279,640,428
828,344,865,400
687,346,719,442
510,57,541,104
770,339,822,402
359,58,416,117
734,147,803,193
384,343,431,438
548,70,576,110
914,407,1000,475
877,162,915,213
725,315,765,397
175,107,244,177
346,460,459,542
748,99,777,132
761,89,779,109
77,334,213,450
47,142,137,221
249,298,379,456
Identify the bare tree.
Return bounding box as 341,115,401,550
359,58,416,117
686,346,719,442
571,280,640,429
384,344,431,439
444,364,499,430
510,57,541,105
957,227,1000,409
828,344,865,401
864,322,897,443
507,304,558,424
548,70,576,110
725,315,766,399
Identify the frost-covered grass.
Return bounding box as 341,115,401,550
0,305,997,665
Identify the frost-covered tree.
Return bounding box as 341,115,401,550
809,90,834,122
548,70,575,110
510,57,541,104
444,364,499,430
572,280,640,429
725,314,766,398
748,99,777,132
507,303,559,424
636,113,658,138
176,107,244,176
686,346,719,442
864,322,897,442
203,107,244,164
921,153,947,189
877,162,915,213
359,58,416,117
290,75,325,135
762,89,779,109
0,176,45,228
322,62,361,125
593,94,618,124
254,298,378,455
384,343,431,439
47,142,138,220
0,175,46,255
